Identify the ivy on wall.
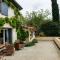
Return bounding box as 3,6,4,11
0,17,17,28
0,18,5,27
0,0,23,28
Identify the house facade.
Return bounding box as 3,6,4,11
0,0,22,44
0,0,22,17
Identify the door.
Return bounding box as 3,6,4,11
8,29,12,44
4,28,12,44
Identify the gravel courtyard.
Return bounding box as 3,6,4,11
5,41,60,60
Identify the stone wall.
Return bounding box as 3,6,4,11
36,37,60,41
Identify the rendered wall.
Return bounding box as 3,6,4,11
12,29,17,43
8,7,15,18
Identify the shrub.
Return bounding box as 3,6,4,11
40,21,59,36
25,39,38,47
32,39,38,43
17,27,29,42
25,42,35,47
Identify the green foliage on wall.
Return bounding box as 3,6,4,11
0,17,17,28
0,18,5,27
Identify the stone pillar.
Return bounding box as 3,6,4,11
6,29,9,43
3,29,5,44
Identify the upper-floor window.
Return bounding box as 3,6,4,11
1,2,8,16
0,1,8,16
0,0,2,12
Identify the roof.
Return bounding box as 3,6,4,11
11,0,23,10
3,0,22,10
3,23,12,28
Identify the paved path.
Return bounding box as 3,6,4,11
5,41,60,60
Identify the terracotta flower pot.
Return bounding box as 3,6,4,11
19,44,25,48
14,43,20,50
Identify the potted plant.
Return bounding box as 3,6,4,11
17,27,29,49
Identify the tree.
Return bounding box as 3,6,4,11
51,0,59,22
26,10,50,29
40,21,59,36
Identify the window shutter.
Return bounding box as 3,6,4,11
1,2,8,16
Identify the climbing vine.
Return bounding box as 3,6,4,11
0,0,23,28
0,18,5,27
0,0,24,29
0,17,17,28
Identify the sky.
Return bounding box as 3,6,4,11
16,0,60,16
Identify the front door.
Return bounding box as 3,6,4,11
8,29,12,44
4,28,12,44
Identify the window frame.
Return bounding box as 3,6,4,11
0,4,1,13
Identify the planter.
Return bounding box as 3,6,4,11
19,44,25,48
14,43,25,50
14,43,20,50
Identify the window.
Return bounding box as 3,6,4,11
0,0,2,12
1,2,8,16
0,4,1,12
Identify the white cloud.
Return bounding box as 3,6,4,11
16,0,60,16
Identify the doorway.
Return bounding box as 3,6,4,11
0,29,3,44
3,28,12,44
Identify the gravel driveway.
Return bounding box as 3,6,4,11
5,41,60,60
